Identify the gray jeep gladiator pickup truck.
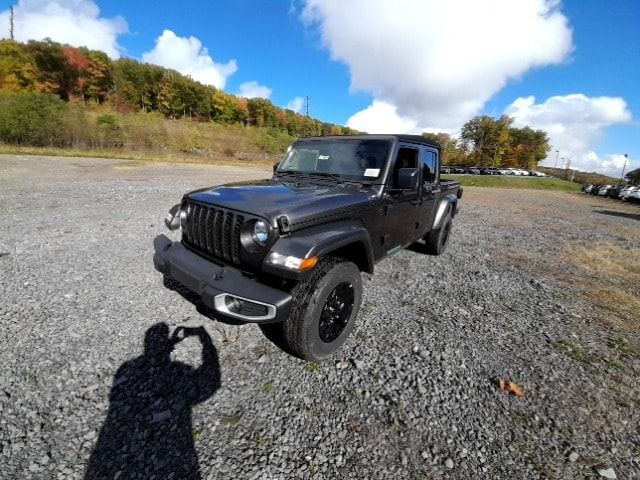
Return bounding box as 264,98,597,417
154,134,462,360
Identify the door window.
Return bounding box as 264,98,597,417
422,149,438,183
390,147,419,189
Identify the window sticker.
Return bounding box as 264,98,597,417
364,168,380,177
318,155,330,160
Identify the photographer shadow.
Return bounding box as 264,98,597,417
85,323,220,480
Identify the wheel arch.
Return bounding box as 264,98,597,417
432,194,458,230
264,219,375,276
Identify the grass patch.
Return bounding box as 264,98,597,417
605,357,624,369
553,340,598,364
569,243,640,331
221,412,243,425
552,292,569,301
254,436,270,448
513,441,536,454
445,174,581,191
609,337,640,358
387,422,405,435
307,407,323,416
192,427,203,441
260,383,275,394
0,144,275,168
304,362,321,373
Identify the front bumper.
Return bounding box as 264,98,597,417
153,234,292,323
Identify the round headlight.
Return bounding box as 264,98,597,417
252,220,269,246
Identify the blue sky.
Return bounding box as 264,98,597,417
1,0,638,176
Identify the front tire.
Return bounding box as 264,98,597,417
282,257,362,361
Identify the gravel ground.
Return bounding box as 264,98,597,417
1,154,639,480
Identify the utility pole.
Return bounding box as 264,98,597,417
304,96,311,117
619,153,628,185
554,149,559,168
10,6,15,40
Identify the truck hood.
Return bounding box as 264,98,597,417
186,179,373,228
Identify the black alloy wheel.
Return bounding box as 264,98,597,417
318,282,355,343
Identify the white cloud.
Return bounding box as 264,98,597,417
302,0,572,133
505,94,633,176
237,81,272,99
0,0,127,58
347,100,417,133
142,30,237,88
286,96,305,113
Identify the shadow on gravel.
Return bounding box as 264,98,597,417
405,240,429,255
85,323,220,480
594,209,640,222
163,276,300,357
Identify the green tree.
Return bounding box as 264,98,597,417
0,40,38,92
625,167,640,185
0,92,67,145
460,115,513,166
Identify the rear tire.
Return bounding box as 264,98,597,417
425,210,453,255
281,257,362,361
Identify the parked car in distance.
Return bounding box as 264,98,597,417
598,185,612,196
449,166,465,174
606,185,624,199
479,167,500,175
440,166,452,174
628,189,640,203
466,167,481,175
582,184,593,193
621,186,639,201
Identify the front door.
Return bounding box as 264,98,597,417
382,145,422,252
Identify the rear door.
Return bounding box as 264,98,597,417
418,146,440,235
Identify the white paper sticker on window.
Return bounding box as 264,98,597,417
318,155,330,160
364,168,380,177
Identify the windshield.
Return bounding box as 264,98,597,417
277,139,391,181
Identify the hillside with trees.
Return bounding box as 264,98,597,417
0,39,357,160
1,39,556,171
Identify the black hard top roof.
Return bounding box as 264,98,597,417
297,134,440,149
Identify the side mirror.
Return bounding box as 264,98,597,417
273,163,279,174
397,168,419,190
164,204,182,230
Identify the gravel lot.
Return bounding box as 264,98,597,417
1,154,639,480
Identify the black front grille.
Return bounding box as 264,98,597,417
182,201,246,265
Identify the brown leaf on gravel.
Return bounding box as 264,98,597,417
498,377,525,397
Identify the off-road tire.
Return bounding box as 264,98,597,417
425,209,452,255
282,256,362,361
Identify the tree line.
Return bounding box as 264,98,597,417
422,115,550,170
0,39,356,138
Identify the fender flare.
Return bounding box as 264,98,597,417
432,194,458,230
262,219,375,276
